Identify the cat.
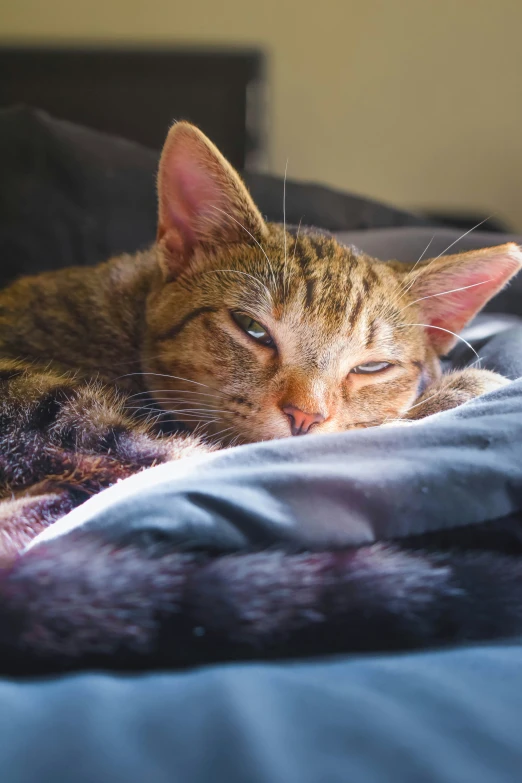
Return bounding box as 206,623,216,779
0,121,521,674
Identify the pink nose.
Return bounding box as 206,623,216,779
282,405,325,436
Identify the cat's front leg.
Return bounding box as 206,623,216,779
0,359,213,497
0,361,216,559
404,368,508,420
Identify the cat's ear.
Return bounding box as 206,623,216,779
156,121,268,280
402,243,522,354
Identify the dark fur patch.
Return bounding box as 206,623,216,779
159,307,217,341
32,387,75,431
0,366,24,382
366,266,379,286
349,292,363,326
305,278,316,309
366,320,378,348
1,535,522,675
286,224,334,239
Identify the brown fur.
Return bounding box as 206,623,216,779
0,121,520,557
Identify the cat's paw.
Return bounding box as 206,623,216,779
405,368,508,420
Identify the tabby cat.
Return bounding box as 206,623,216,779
0,122,521,674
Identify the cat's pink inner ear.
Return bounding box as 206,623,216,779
156,122,267,279
407,243,522,354
158,157,221,258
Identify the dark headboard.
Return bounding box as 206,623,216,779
0,45,266,169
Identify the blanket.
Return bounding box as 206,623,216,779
1,107,522,677
0,352,519,675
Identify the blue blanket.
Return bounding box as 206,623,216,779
2,642,522,782
2,238,522,782
2,104,522,780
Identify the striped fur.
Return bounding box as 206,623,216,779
1,533,522,675
0,122,520,671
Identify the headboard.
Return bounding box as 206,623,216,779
0,45,266,169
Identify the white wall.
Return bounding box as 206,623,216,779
3,0,522,228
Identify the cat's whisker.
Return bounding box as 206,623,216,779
430,217,493,263
160,410,231,419
117,371,210,388
119,372,238,401
141,398,230,410
125,402,224,417
397,322,480,361
209,205,278,296
466,356,484,369
287,216,302,304
283,158,288,300
400,218,492,298
209,425,235,443
127,389,225,401
400,279,492,312
129,395,233,412
164,408,231,417
402,388,446,414
130,407,158,422
153,416,222,426
102,352,170,370
191,422,209,439
399,235,435,297
174,416,221,423
227,433,244,448
127,398,235,420
127,397,230,410
126,405,227,419
416,235,434,264
380,417,410,426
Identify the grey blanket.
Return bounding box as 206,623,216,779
31,353,522,554
2,107,522,782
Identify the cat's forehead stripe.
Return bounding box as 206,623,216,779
366,319,378,348
306,236,330,261
363,266,379,289
305,278,316,309
289,236,376,327
287,237,357,318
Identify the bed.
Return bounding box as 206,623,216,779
1,106,522,782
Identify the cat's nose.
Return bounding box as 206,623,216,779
282,405,325,436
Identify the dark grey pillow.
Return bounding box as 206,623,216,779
0,105,429,288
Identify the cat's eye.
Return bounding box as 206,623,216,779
231,311,274,347
351,361,392,374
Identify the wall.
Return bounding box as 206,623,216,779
2,0,522,228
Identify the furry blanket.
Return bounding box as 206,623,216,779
1,108,522,677
2,375,522,676
1,522,522,676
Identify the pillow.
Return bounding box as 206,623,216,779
338,227,522,316
0,105,429,287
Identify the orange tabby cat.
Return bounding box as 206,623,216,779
0,121,520,558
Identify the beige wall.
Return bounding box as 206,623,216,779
3,0,522,228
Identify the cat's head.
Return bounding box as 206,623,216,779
142,121,521,443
